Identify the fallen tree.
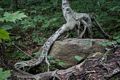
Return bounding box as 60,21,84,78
11,46,120,80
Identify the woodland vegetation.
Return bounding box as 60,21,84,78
0,0,120,80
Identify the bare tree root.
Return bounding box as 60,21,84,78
14,20,81,74
12,48,120,80
13,0,112,79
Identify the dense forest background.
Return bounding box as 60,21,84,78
0,0,120,79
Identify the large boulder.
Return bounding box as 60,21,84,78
50,38,108,67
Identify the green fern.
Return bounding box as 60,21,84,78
3,11,27,23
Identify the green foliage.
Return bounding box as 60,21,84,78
74,56,83,62
12,50,30,60
48,56,66,69
99,32,120,47
0,68,11,80
21,17,36,30
0,28,10,42
42,17,59,28
58,61,66,67
32,32,45,45
113,32,120,44
0,11,26,43
3,11,27,23
99,41,114,47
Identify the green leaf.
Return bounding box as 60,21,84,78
116,39,120,43
13,11,27,20
58,61,65,67
0,29,10,40
0,68,11,80
110,6,120,11
74,56,82,62
1,71,11,79
113,36,120,40
3,11,27,23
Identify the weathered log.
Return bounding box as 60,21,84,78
12,47,120,80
